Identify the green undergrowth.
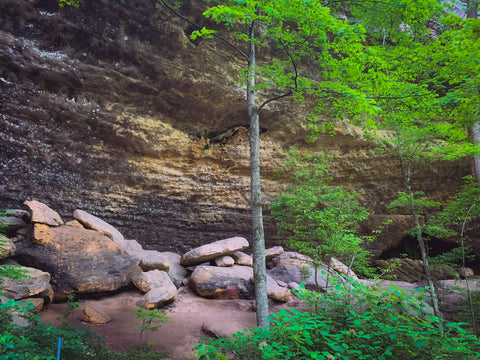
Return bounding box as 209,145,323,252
0,296,169,360
195,278,480,360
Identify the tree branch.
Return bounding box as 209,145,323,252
157,0,249,62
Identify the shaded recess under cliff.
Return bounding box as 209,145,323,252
0,0,472,254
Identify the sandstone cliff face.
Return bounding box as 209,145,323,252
0,0,471,254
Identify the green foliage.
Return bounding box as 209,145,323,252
195,281,480,359
57,294,80,328
126,307,170,359
387,191,441,215
453,291,480,334
0,210,29,286
0,299,126,360
58,0,82,7
429,246,475,268
270,149,371,274
428,176,480,238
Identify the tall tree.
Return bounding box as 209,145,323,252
307,0,478,320
179,0,368,328
59,0,368,328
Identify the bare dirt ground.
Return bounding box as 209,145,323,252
39,287,299,360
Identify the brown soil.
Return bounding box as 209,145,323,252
39,287,298,360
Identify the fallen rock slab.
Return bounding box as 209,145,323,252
73,209,128,249
181,237,249,266
202,319,247,339
24,200,63,226
189,265,255,300
268,252,330,290
0,266,50,299
265,246,284,262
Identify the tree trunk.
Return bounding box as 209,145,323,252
465,0,479,18
396,140,442,322
465,2,480,180
247,21,269,329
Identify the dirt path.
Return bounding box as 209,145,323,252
39,287,261,360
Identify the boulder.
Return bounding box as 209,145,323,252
330,257,358,280
73,209,128,249
180,237,249,266
24,200,63,226
189,265,255,300
268,252,330,290
0,266,50,299
458,267,474,279
132,270,175,293
36,284,54,308
0,235,16,259
32,223,54,244
265,246,284,262
266,275,290,302
1,216,27,233
214,255,235,267
202,319,247,339
130,250,187,287
19,298,44,314
131,250,170,272
232,252,253,266
137,286,178,309
375,258,424,283
15,225,141,297
432,265,458,280
81,306,111,324
123,239,143,252
64,220,84,228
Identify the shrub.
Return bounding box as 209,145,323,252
195,279,480,359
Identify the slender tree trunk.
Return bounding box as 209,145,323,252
396,139,442,321
465,2,480,180
247,21,269,329
465,0,479,19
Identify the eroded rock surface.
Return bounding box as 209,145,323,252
14,225,141,297
0,0,472,258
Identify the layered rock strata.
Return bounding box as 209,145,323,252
0,0,471,256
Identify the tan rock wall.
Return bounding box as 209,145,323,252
0,0,471,255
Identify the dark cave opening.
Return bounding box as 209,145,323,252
379,235,479,273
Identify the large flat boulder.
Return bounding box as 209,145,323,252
181,237,249,266
15,225,141,297
189,265,255,300
73,209,128,249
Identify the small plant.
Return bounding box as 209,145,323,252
57,294,80,328
127,307,170,359
270,149,373,284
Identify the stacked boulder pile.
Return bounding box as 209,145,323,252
1,200,334,318
5,200,475,326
